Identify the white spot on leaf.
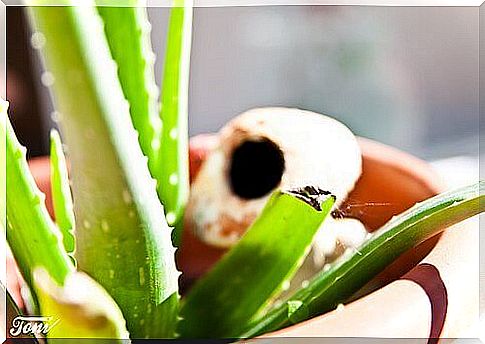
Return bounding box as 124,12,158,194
169,128,178,140
169,173,179,186
31,32,46,50
41,72,55,87
151,138,160,150
101,220,110,233
166,212,176,225
50,111,61,123
122,189,132,204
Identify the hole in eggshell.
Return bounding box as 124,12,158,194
229,138,285,199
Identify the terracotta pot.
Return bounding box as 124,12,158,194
178,136,447,283
261,140,478,339
13,135,477,340
179,135,478,340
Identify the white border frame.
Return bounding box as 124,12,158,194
0,1,483,343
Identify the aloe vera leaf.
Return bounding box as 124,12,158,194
29,3,179,338
97,0,161,174
2,102,73,291
178,188,335,338
156,0,193,241
242,181,484,338
33,268,129,342
50,129,76,260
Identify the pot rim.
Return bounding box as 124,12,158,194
356,136,445,195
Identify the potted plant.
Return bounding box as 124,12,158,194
2,1,483,342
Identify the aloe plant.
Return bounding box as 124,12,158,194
3,2,484,341
156,0,192,243
242,181,485,337
3,102,129,341
179,188,335,338
50,129,76,263
97,0,192,244
29,2,179,338
34,268,129,342
96,0,161,174
2,100,73,291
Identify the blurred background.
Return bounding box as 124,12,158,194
6,5,480,163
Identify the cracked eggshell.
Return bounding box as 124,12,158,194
186,107,362,248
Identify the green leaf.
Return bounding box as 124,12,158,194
33,268,129,342
96,0,161,174
50,129,76,260
29,3,179,338
242,181,485,338
178,188,335,338
156,0,193,243
2,101,74,292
